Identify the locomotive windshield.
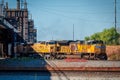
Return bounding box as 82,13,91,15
48,41,56,44
87,40,104,44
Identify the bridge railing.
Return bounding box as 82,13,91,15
3,19,18,33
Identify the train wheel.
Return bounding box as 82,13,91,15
99,53,108,60
79,54,82,59
62,54,66,59
94,54,99,60
55,54,62,59
44,54,50,60
60,54,65,59
103,54,108,60
50,56,54,60
55,55,59,59
82,53,90,60
44,56,47,59
81,53,84,59
60,54,63,59
59,54,62,59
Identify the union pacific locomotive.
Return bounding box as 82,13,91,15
20,40,107,60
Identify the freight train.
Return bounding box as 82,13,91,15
17,40,107,60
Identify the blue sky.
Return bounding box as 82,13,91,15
4,0,120,41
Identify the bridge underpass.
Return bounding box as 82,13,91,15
0,16,19,58
0,28,13,57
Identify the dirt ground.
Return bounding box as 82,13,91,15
106,46,120,60
106,46,120,56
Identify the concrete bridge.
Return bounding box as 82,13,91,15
0,15,19,58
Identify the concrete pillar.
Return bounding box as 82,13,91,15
0,43,3,57
10,30,17,58
13,32,17,58
8,43,12,57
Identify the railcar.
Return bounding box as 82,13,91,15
30,40,107,60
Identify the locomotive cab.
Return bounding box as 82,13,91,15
87,40,107,60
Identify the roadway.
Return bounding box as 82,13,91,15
0,71,119,80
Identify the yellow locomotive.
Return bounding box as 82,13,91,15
30,40,107,60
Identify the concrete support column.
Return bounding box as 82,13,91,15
8,43,12,57
13,32,17,58
0,43,3,57
10,30,18,58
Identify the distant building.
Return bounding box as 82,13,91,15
28,19,37,43
0,0,4,16
3,0,37,43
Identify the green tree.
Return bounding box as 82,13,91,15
90,32,101,40
84,27,120,45
85,36,90,41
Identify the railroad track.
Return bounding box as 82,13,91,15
45,59,120,71
50,71,120,80
45,60,120,80
46,60,70,80
45,59,120,67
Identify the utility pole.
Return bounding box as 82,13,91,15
115,0,117,31
114,0,120,44
52,32,53,40
73,24,74,41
